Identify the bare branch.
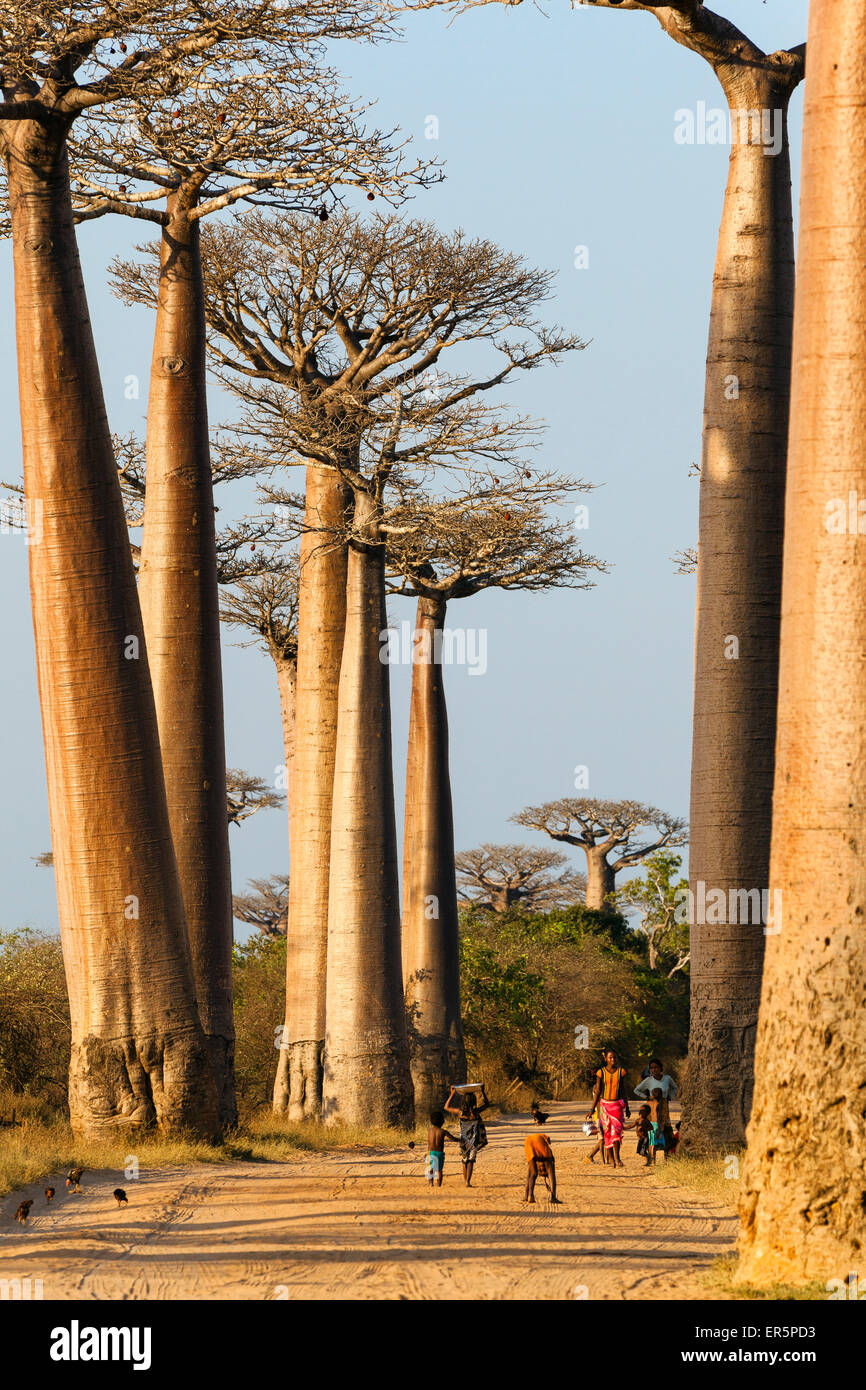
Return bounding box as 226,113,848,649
225,767,285,826
456,843,587,913
233,873,290,937
512,797,688,866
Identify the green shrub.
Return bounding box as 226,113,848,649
0,929,70,1105
458,904,688,1106
231,933,287,1112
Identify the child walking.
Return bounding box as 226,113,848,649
625,1105,652,1165
445,1085,490,1187
426,1109,459,1187
583,1107,611,1166
647,1088,669,1163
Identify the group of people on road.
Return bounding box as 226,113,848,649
423,1052,678,1197
585,1050,679,1168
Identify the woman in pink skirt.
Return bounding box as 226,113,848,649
586,1047,630,1169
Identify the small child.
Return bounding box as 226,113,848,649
625,1104,653,1165
647,1088,668,1163
426,1109,459,1187
523,1130,562,1204
583,1107,610,1165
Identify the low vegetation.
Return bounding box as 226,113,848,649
707,1256,827,1302
458,904,688,1109
647,1152,742,1208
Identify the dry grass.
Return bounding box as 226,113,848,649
706,1255,828,1302
242,1110,427,1157
647,1150,742,1208
0,1091,425,1200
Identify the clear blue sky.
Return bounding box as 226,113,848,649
0,0,809,936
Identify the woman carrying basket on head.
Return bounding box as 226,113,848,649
445,1084,490,1188
586,1047,630,1169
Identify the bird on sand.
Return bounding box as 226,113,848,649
45,1187,55,1203
113,1188,128,1206
66,1168,84,1193
14,1200,33,1224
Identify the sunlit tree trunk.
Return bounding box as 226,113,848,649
139,196,236,1128
276,653,297,807
686,77,799,1153
272,648,296,1108
402,595,466,1118
585,849,615,911
737,0,866,1286
583,0,805,1156
322,491,414,1127
5,121,218,1139
274,466,349,1118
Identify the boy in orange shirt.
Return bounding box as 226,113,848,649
523,1130,562,1204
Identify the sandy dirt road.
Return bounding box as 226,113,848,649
0,1104,736,1300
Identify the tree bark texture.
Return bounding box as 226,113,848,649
737,1,866,1285
322,491,414,1128
139,198,237,1128
274,466,349,1118
402,595,466,1119
687,74,799,1154
5,122,218,1139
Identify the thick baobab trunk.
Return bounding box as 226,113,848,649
272,649,296,1108
585,849,615,911
273,467,349,1118
322,493,414,1127
139,200,236,1128
402,595,466,1118
686,79,799,1152
737,3,866,1286
5,122,218,1139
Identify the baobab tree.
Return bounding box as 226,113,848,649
0,0,281,1137
456,845,587,915
91,24,424,1126
384,484,602,1113
233,876,290,940
232,463,350,1124
196,210,585,1124
571,0,806,1149
116,431,302,1112
472,0,805,1147
512,799,687,910
737,0,866,1289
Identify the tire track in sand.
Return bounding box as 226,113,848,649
0,1104,736,1300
